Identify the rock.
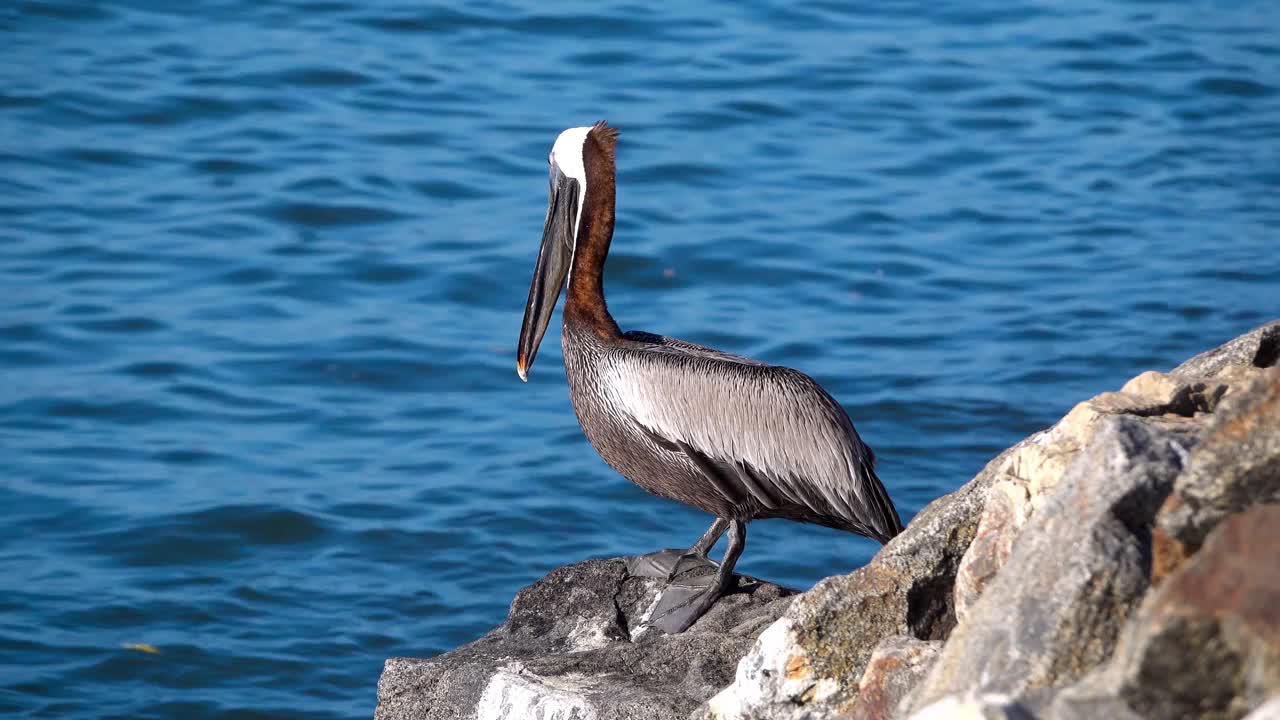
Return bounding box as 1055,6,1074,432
475,665,594,720
842,635,943,720
376,322,1280,720
704,439,1009,720
1245,697,1280,720
952,449,1047,623
912,418,1189,708
1171,321,1280,380
1154,367,1280,577
951,364,1216,622
375,558,794,720
906,693,1035,720
1051,504,1280,720
950,324,1280,625
952,430,1059,622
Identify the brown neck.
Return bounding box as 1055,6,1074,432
565,122,620,338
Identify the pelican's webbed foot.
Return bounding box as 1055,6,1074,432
625,517,729,581
638,518,746,635
625,548,717,580
647,569,732,634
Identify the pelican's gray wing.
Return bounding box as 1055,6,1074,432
609,332,902,541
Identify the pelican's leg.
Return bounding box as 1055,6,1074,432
626,517,728,580
648,519,746,634
687,517,729,559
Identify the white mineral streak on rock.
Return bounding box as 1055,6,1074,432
628,588,664,642
1245,697,1280,720
476,663,597,720
907,692,1020,720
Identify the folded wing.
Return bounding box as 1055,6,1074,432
608,331,903,542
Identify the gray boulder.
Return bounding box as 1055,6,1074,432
1051,503,1280,720
951,362,1225,626
911,418,1188,708
374,558,794,720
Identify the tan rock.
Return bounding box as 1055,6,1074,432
954,479,1032,621
841,636,943,720
1120,370,1183,402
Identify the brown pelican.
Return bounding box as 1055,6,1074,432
516,121,903,634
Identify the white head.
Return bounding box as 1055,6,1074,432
549,126,592,240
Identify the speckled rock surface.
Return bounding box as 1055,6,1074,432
374,558,794,720
1170,321,1280,380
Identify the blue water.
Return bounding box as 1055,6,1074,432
3,0,1278,716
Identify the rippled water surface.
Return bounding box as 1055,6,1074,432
3,0,1279,716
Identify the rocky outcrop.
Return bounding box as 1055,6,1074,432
905,323,1279,720
375,559,794,720
374,321,1280,720
1170,321,1280,379
953,364,1234,622
912,417,1188,704
1049,503,1280,720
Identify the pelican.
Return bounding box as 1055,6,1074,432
516,121,903,633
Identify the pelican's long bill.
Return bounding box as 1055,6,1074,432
516,163,579,381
